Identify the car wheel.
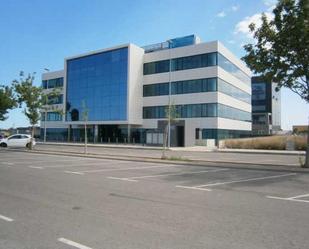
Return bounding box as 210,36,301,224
26,143,31,149
0,143,7,147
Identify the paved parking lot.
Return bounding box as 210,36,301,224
1,150,309,249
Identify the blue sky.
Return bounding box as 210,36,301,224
0,0,307,129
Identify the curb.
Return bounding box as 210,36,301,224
7,148,309,173
38,142,305,156
37,142,163,151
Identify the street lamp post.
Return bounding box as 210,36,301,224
43,68,49,143
167,40,173,148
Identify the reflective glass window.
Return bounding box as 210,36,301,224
66,47,128,121
217,53,250,86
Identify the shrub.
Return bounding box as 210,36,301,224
224,135,307,151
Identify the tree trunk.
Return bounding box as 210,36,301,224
161,124,168,159
305,76,309,168
304,125,309,168
30,125,34,150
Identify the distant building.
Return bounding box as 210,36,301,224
41,35,252,146
251,76,281,136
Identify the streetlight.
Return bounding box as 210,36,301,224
43,68,49,143
167,40,173,148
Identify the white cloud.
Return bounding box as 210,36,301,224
263,0,277,11
234,12,273,38
231,5,239,11
263,0,277,7
216,11,226,18
228,40,236,44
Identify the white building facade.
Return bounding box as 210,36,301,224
41,35,252,147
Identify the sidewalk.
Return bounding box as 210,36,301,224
38,141,305,155
28,142,306,169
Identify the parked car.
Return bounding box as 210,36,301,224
0,134,36,148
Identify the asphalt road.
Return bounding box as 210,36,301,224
1,150,309,249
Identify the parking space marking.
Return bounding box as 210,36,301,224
64,171,85,175
67,164,180,174
29,166,44,169
267,193,309,204
0,214,14,222
176,185,212,191
176,173,297,192
108,177,138,182
57,238,93,249
32,162,117,169
194,173,297,188
0,162,14,165
108,168,229,182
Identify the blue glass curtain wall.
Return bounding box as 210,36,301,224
66,47,128,122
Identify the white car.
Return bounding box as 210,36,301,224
0,134,36,148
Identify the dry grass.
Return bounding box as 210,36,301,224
224,135,307,151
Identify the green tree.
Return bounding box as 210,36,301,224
13,72,46,149
41,87,63,142
242,0,309,167
0,85,17,121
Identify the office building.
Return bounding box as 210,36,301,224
41,35,252,146
251,76,281,136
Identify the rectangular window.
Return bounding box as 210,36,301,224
144,52,221,75
143,60,170,75
42,80,48,89
143,103,250,122
217,53,250,86
207,78,217,91
42,112,62,121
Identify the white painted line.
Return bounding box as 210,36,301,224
107,177,138,182
42,161,125,168
195,173,297,188
57,238,93,249
0,162,14,165
176,185,212,192
0,214,14,222
121,168,229,181
29,166,44,169
287,193,309,200
267,195,309,203
64,171,85,175
72,164,179,174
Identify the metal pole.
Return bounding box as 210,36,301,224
43,68,49,143
44,109,47,143
168,40,172,148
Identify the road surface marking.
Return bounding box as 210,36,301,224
64,171,85,175
35,162,114,169
57,238,93,249
114,168,229,181
267,193,309,204
176,185,212,191
70,164,179,174
0,162,14,166
0,214,14,222
29,166,44,169
286,193,309,199
107,177,138,182
194,173,297,188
